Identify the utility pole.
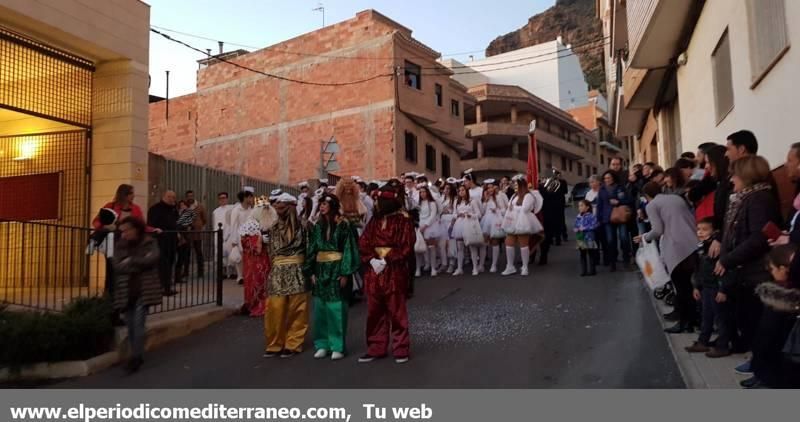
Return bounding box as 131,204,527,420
313,3,325,28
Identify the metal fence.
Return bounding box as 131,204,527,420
148,154,300,220
0,219,224,315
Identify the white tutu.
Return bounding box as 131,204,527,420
502,209,543,235
451,216,469,240
481,210,504,237
420,219,442,240
440,214,455,239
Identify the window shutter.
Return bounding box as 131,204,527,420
746,0,790,87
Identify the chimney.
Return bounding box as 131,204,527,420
218,41,224,54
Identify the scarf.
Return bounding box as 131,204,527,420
723,182,771,241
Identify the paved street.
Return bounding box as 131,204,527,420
58,233,683,389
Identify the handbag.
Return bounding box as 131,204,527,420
414,228,428,254
610,205,632,225
783,317,800,364
490,219,506,238
228,245,242,264
635,238,670,290
463,218,485,246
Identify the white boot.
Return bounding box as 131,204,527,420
415,253,423,277
478,245,487,273
470,246,480,276
422,247,431,271
502,246,517,275
490,245,500,273
429,246,438,277
521,246,530,276
454,242,465,276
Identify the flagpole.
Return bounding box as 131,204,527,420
527,120,538,187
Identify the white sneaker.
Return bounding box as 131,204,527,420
313,349,328,359
331,352,345,361
453,269,464,276
395,357,410,364
521,267,529,276
415,269,422,277
490,266,497,273
431,269,438,277
501,267,517,276
472,269,479,276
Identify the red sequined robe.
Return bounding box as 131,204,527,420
358,212,415,358
241,233,270,317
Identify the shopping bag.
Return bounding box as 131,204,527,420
463,219,485,246
635,239,670,290
414,228,428,253
228,245,242,264
501,209,518,234
490,219,506,238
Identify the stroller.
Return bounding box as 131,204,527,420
653,280,676,307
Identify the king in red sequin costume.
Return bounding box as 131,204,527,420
358,181,415,362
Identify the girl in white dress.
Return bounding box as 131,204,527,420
437,182,458,274
502,176,543,276
481,179,509,273
450,185,482,276
417,186,441,277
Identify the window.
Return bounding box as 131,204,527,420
586,164,591,176
441,153,451,177
451,99,460,117
600,154,605,165
561,156,567,171
404,131,418,163
746,0,790,87
593,167,598,175
546,151,553,169
425,144,436,171
591,142,597,155
712,29,735,123
435,83,443,107
568,160,574,172
577,162,583,177
404,61,421,90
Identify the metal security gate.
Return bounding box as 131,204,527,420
0,26,94,128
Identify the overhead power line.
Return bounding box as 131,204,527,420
423,43,608,76
150,28,394,87
151,24,486,61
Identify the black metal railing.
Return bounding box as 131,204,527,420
0,220,224,315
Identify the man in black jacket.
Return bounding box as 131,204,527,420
148,190,179,296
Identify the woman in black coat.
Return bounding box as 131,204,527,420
710,156,781,359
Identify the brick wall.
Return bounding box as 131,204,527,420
148,10,469,184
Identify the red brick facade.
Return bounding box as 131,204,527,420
149,10,470,185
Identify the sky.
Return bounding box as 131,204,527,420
146,0,553,97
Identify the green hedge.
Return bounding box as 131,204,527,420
0,297,115,367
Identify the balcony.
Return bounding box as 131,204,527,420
626,0,696,68
460,156,527,175
466,121,586,159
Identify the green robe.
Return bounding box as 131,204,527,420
307,219,360,353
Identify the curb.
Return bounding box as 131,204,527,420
1,305,237,382
642,277,707,389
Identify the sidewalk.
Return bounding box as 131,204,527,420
647,283,750,389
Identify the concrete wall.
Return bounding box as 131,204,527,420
677,0,799,168
447,40,589,110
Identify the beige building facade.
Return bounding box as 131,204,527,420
0,0,150,292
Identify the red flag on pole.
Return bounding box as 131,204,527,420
527,120,539,188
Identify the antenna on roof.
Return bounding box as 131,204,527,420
312,3,325,28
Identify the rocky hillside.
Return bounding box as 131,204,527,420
486,0,605,93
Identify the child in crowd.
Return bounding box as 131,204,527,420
686,217,719,353
574,200,599,277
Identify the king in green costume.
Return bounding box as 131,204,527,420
307,193,361,360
